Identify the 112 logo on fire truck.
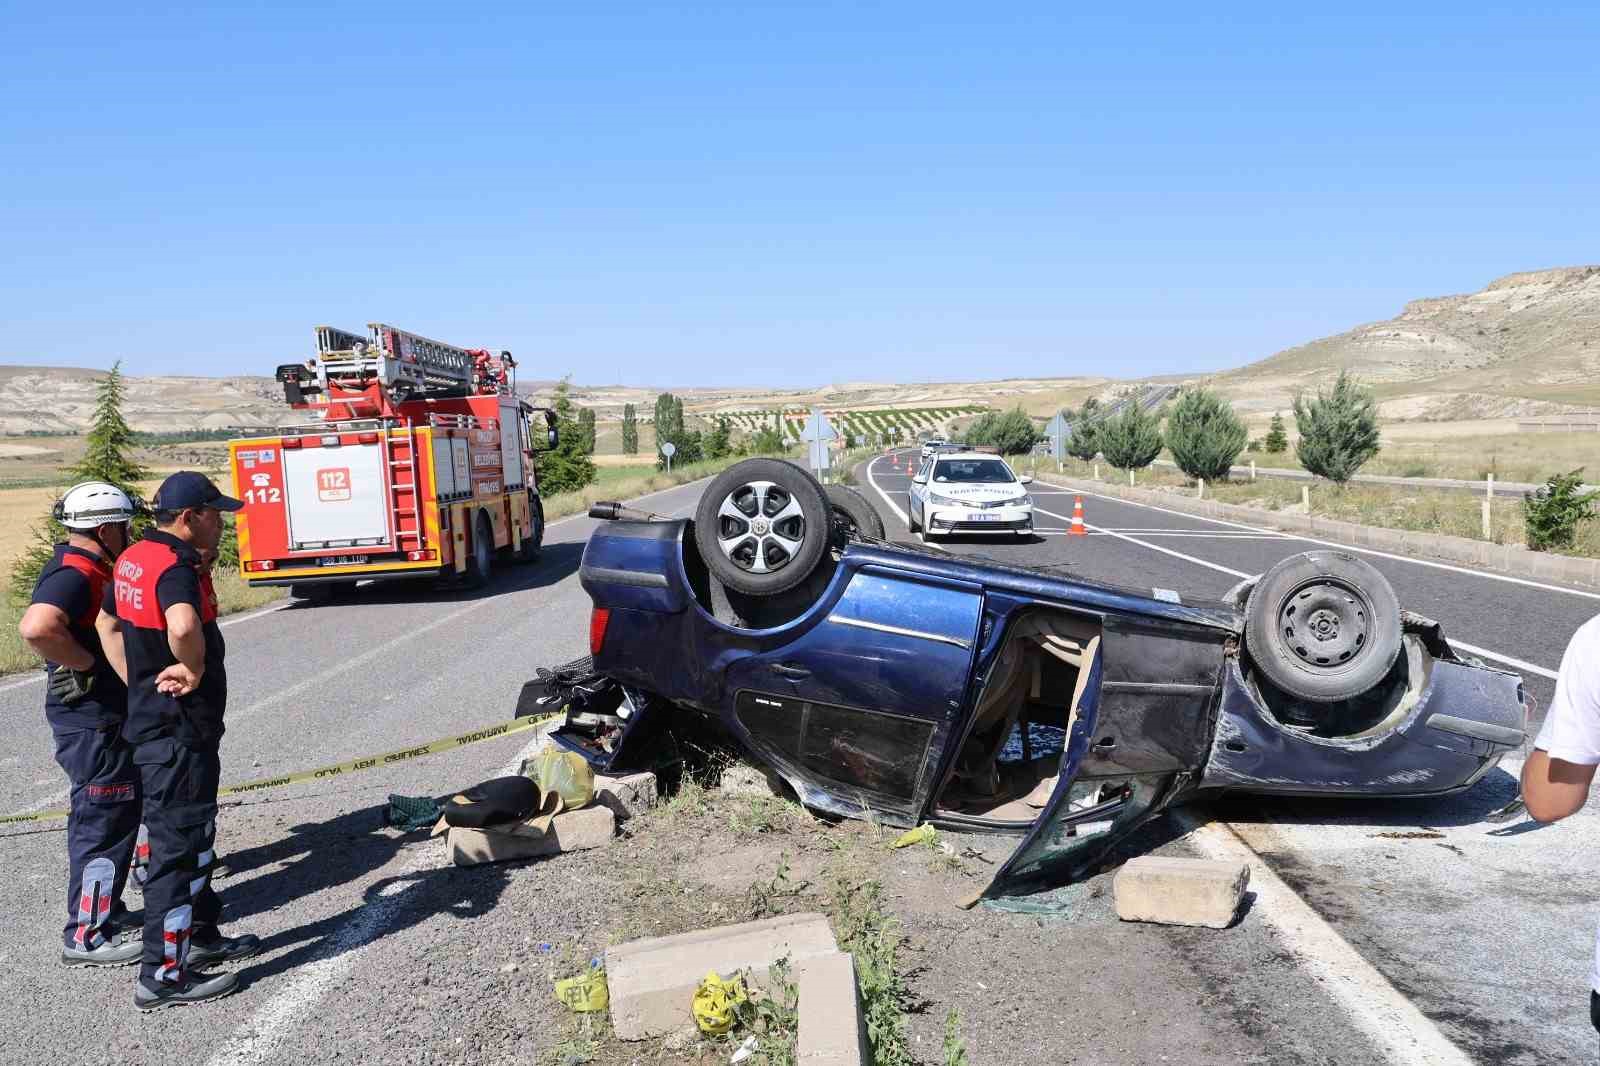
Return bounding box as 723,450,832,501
317,467,351,502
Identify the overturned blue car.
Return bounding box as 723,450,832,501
543,458,1528,899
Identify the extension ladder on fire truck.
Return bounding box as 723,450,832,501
384,421,423,552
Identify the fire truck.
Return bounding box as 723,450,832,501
228,323,558,600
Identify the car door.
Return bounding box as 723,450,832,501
723,563,984,824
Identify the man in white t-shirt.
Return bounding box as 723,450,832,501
1521,614,1600,1039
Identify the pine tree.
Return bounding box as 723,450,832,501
11,362,152,602
70,362,150,485
1294,371,1380,485
1098,404,1164,472
536,378,596,493
1165,386,1247,482
705,416,732,460
621,404,638,454
1264,412,1289,453
1065,419,1100,461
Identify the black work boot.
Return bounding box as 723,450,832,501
188,928,262,968
134,970,238,1011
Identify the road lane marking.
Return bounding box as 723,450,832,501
1031,505,1560,681
1178,811,1475,1066
1058,484,1600,604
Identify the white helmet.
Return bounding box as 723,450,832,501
54,481,141,530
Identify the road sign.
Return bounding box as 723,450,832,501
799,408,837,473
1043,411,1072,471
661,440,676,473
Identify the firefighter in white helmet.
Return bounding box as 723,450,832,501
17,482,148,966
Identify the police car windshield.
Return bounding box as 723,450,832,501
932,459,1014,483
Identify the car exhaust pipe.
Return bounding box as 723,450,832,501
589,501,662,522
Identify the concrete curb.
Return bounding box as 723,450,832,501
1035,474,1600,591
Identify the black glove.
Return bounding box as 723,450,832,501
48,667,95,705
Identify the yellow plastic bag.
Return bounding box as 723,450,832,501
553,963,609,1013
892,824,936,849
527,748,595,811
692,971,749,1034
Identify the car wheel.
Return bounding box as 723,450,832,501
823,484,885,543
1244,550,1402,703
462,511,493,588
694,458,831,596
514,492,544,563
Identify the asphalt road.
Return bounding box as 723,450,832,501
860,449,1600,1065
1,458,1594,1065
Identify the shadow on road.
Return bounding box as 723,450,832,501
215,802,517,991
1206,765,1523,831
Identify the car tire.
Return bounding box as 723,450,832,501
1244,550,1402,703
462,511,493,588
694,458,831,596
514,492,544,563
823,484,885,543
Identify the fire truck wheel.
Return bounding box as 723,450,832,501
514,493,544,563
462,512,494,588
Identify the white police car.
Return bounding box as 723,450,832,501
907,451,1034,540
919,437,948,460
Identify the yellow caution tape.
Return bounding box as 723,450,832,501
692,971,749,1034
0,713,558,827
553,964,610,1013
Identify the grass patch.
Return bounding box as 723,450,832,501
1046,458,1600,559
829,876,918,1066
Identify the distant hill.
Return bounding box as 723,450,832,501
0,367,283,435
1213,266,1600,418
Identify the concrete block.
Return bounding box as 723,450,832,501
605,912,840,1040
1114,855,1249,929
594,771,658,821
448,805,614,866
795,952,867,1065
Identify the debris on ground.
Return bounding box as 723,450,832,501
891,824,937,849
385,793,443,832
449,805,615,867
1113,855,1250,929
554,959,610,1013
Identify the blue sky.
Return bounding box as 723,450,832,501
2,3,1596,387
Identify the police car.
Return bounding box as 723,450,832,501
907,451,1034,540
919,437,949,460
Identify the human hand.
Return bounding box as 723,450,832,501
156,663,201,697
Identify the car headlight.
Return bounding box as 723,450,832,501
1017,494,1033,506
928,492,961,507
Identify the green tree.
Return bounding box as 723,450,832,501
1165,386,1247,482
1098,404,1164,472
576,407,596,455
750,419,786,455
537,377,596,493
1523,469,1600,551
621,403,638,454
1065,417,1100,461
11,362,153,601
705,416,733,460
1263,411,1289,454
1293,371,1380,485
70,361,151,485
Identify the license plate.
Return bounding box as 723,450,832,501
318,554,368,567
967,513,1002,521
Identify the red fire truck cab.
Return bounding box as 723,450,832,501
228,323,558,600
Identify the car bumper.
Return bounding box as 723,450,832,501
926,505,1034,534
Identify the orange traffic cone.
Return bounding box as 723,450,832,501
1068,496,1088,536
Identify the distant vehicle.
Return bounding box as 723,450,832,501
907,452,1034,540
548,457,1529,901
228,324,558,602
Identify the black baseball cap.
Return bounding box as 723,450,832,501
152,471,243,513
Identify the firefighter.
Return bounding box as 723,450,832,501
18,481,144,966
98,472,259,1010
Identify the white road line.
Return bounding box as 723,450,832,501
1059,484,1600,604
1177,811,1475,1066
1032,506,1560,680
204,723,557,1066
